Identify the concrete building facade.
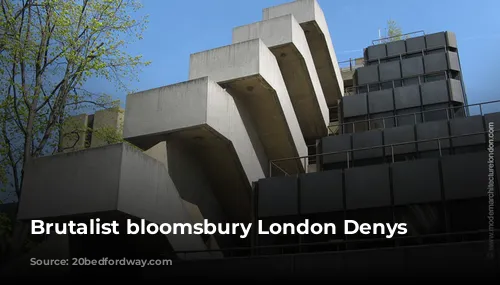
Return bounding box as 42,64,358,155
10,0,499,279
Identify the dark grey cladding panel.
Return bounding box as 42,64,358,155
386,40,406,57
384,125,416,155
406,36,426,53
421,80,449,105
397,107,422,126
442,151,489,200
366,44,387,61
416,120,450,151
345,164,391,209
424,52,448,74
446,31,457,48
447,52,461,71
484,112,500,142
355,65,379,85
394,85,421,109
342,93,368,118
257,176,298,217
352,129,384,160
448,79,464,103
423,103,450,122
401,57,424,78
379,61,401,82
299,170,343,214
368,89,394,113
449,115,486,147
392,159,442,205
320,134,351,164
425,32,447,49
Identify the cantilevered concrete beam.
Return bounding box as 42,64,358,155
263,0,344,106
232,14,329,142
123,77,266,223
189,39,307,175
18,143,211,259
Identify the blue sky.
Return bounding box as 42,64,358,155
90,0,500,110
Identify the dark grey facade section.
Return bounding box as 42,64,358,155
423,103,450,122
405,36,426,53
342,93,367,118
424,52,448,74
366,44,386,61
320,134,351,164
352,129,383,160
425,32,447,49
397,107,422,126
401,57,424,78
448,79,464,103
441,152,488,200
345,164,391,209
257,176,298,217
394,85,421,109
368,89,394,113
299,170,343,214
392,159,442,205
355,65,379,85
386,40,406,57
449,115,485,147
421,80,449,105
384,125,416,155
379,61,401,82
447,52,461,71
416,120,450,151
446,31,457,48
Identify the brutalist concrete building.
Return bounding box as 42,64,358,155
12,0,499,278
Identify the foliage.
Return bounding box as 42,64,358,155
383,20,407,43
0,0,149,203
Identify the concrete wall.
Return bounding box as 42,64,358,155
17,143,209,256
123,78,266,226
90,107,124,148
232,14,329,140
262,0,344,104
188,39,307,174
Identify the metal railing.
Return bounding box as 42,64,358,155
169,229,498,260
328,99,500,136
371,30,425,45
270,129,497,177
339,57,364,71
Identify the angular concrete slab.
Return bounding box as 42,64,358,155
189,39,307,174
90,107,124,148
123,77,266,222
263,0,344,105
232,14,329,141
17,143,210,258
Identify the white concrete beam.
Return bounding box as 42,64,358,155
263,0,344,106
123,77,266,223
189,39,307,175
17,143,211,259
232,14,329,141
